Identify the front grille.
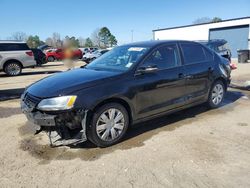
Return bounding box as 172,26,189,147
23,93,41,110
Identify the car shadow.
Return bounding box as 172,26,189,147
0,70,61,78
0,88,25,101
40,64,63,68
72,89,245,149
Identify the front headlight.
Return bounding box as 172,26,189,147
37,96,77,111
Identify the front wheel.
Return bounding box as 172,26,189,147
87,103,129,147
207,80,225,108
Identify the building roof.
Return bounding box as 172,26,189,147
0,40,25,43
153,16,250,32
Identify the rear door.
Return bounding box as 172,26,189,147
179,42,214,104
135,43,186,119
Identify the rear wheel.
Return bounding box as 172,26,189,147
207,80,225,108
4,61,22,76
87,103,129,147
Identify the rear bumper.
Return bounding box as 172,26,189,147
22,59,37,67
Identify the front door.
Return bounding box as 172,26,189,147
134,43,186,119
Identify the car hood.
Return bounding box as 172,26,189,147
27,68,121,98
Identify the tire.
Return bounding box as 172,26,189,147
4,61,22,76
87,103,129,147
207,80,225,108
47,56,55,62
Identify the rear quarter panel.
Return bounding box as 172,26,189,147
0,50,36,69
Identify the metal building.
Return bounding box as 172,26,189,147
153,17,250,58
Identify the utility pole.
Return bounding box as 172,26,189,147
131,30,134,42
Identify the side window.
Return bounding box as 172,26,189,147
181,43,206,64
0,44,4,51
0,43,29,51
142,44,179,70
203,47,214,61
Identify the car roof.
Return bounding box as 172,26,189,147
121,40,198,48
0,40,26,44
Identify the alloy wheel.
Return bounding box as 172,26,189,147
6,63,21,75
211,83,224,105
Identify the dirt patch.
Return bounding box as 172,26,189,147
16,89,246,164
238,122,248,127
0,106,22,118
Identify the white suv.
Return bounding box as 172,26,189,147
0,41,36,76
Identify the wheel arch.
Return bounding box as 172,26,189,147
47,55,55,60
90,97,134,125
3,59,23,70
213,76,228,90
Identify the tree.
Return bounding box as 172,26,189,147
97,27,118,48
11,32,27,41
193,17,212,24
85,37,93,47
109,34,117,47
91,28,101,47
70,36,80,47
45,37,53,47
78,37,86,47
52,32,62,48
64,36,80,48
193,17,223,24
99,27,112,48
26,35,43,48
211,17,222,23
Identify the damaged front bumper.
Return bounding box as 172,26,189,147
21,99,88,147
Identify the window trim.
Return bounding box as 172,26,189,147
0,43,30,51
179,42,209,65
136,43,182,71
202,46,215,61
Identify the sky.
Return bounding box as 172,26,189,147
0,0,249,44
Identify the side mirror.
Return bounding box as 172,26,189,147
136,64,158,75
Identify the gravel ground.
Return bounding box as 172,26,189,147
0,61,250,187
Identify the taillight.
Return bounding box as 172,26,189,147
26,51,33,56
230,63,237,70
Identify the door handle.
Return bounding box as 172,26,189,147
185,75,193,79
178,73,185,78
208,67,214,72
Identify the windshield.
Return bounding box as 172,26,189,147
86,46,149,72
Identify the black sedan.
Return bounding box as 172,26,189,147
21,40,231,147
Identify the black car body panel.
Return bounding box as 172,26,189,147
21,40,231,146
31,48,47,65
27,68,122,98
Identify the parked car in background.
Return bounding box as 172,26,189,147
46,48,83,62
0,41,36,76
199,39,236,70
199,40,232,61
79,48,90,55
79,47,99,55
82,49,109,63
21,40,231,147
31,48,47,66
38,44,52,52
89,47,98,53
